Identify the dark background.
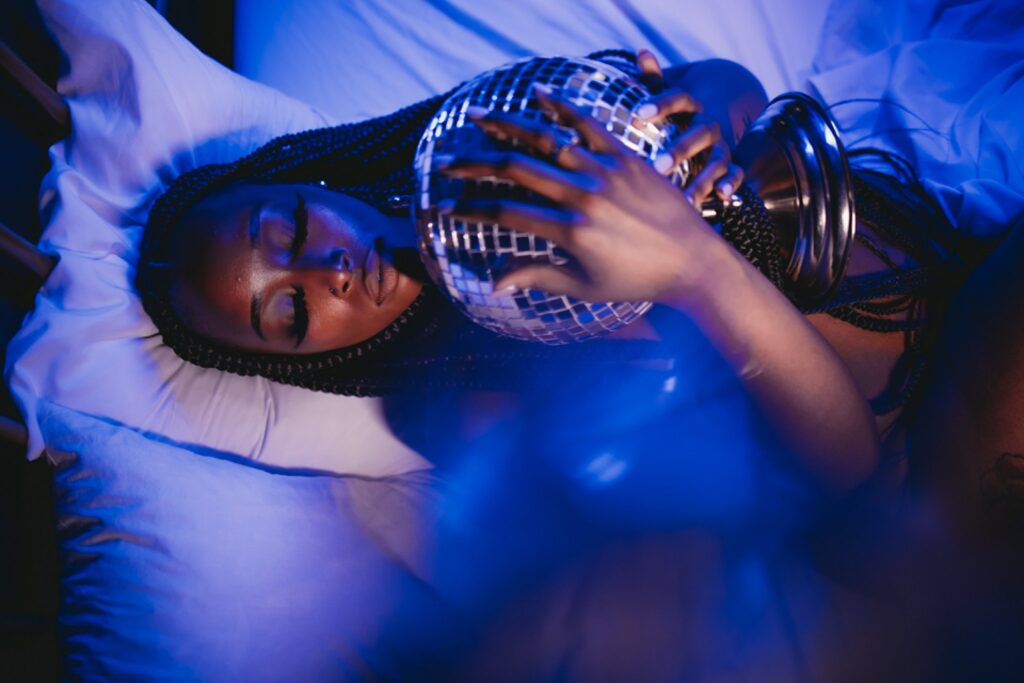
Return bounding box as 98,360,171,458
0,1,234,679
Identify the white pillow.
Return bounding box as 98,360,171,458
5,0,431,476
41,399,448,682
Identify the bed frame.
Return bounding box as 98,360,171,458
0,0,235,454
0,5,64,677
0,37,62,450
0,7,235,677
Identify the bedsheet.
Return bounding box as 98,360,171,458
235,0,831,118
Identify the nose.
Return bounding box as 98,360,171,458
296,247,353,296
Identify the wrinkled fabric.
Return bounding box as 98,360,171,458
808,0,1024,239
42,400,453,682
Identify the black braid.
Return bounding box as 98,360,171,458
719,185,790,293
824,160,967,415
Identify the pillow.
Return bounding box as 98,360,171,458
5,0,431,476
41,399,451,681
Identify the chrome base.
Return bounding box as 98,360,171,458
707,92,856,307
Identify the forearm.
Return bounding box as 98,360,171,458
665,237,881,495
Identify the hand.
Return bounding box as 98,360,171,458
435,84,729,308
634,49,744,205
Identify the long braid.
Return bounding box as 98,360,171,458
719,185,790,292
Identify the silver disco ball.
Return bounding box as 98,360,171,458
413,56,691,344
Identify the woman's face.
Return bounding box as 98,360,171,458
169,183,423,354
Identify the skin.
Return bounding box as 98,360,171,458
169,182,423,354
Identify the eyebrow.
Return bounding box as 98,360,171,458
249,204,262,247
250,293,265,340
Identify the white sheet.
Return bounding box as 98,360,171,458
41,399,444,681
235,0,831,120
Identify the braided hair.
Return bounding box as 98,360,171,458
137,54,964,406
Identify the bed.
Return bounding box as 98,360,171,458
3,0,1023,679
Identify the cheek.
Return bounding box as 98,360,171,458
307,298,387,350
304,276,422,352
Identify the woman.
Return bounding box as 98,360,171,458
137,50,963,500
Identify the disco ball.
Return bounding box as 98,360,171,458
413,56,691,345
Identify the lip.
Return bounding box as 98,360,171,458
363,239,399,306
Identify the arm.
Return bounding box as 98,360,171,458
438,87,880,497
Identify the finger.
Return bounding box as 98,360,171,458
684,150,730,205
436,151,600,205
714,164,744,201
634,90,702,124
468,113,602,172
657,121,721,168
436,198,576,246
494,264,587,299
534,84,620,155
636,49,664,91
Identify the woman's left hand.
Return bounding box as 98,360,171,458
435,85,730,308
633,49,744,205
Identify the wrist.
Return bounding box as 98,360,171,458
658,232,750,314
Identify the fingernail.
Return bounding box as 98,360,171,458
718,182,733,197
533,83,553,97
653,153,675,175
495,282,519,294
465,105,489,120
636,102,658,120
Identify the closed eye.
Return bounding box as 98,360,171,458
288,286,309,347
289,192,309,261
